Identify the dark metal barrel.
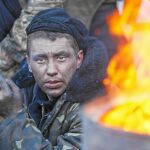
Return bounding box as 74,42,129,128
82,98,150,150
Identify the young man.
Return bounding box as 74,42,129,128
0,8,108,149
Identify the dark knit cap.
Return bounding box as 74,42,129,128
26,7,89,51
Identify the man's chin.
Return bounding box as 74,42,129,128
45,88,65,98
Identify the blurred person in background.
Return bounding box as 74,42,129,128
64,0,126,59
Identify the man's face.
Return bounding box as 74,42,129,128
27,36,83,98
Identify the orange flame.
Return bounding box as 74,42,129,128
100,0,150,135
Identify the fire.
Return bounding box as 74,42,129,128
100,0,150,135
100,97,150,135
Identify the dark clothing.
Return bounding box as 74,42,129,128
0,0,21,42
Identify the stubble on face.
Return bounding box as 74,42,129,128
27,36,82,98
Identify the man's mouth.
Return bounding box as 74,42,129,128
43,80,63,89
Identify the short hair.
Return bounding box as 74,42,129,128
27,31,79,55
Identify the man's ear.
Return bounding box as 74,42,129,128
77,50,84,69
26,55,32,72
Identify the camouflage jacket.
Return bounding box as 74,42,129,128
0,84,82,150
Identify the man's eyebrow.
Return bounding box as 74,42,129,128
53,51,70,56
32,54,47,58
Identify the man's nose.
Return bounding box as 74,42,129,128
46,61,58,76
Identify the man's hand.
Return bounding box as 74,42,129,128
0,75,23,120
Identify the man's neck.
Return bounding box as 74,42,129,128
47,95,60,102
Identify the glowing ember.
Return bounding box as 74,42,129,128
100,0,150,135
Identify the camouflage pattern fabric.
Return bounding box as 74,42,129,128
0,0,66,78
0,109,52,150
0,86,82,150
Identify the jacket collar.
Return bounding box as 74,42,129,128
28,84,66,126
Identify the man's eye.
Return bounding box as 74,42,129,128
57,56,66,61
36,58,46,63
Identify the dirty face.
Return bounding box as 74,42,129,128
27,37,83,98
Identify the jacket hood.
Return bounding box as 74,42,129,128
66,36,108,103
